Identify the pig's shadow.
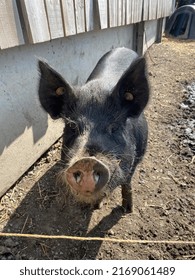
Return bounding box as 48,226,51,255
1,161,123,259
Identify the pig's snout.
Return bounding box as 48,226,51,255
65,157,110,195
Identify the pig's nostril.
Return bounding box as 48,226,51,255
93,171,100,184
73,171,82,183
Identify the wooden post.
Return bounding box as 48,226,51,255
134,21,145,56
156,18,164,43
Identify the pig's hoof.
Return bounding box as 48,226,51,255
122,200,133,213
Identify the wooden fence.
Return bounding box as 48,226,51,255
0,0,175,50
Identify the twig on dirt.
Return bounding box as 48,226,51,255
146,204,164,209
147,49,156,65
10,188,16,200
189,156,195,165
38,183,42,199
165,154,174,166
165,199,176,207
182,254,195,259
0,212,8,224
34,169,45,180
21,215,29,234
0,232,194,245
167,171,186,187
40,243,51,259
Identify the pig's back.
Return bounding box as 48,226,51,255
86,47,138,90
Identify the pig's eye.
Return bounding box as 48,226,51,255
68,120,84,135
108,124,119,134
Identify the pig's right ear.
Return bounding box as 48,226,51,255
38,60,76,119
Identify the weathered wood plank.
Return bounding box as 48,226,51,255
131,0,142,23
161,0,165,18
122,0,126,26
118,0,123,26
117,0,126,26
97,0,108,29
126,0,132,25
74,0,85,33
149,0,158,20
135,0,140,23
157,0,162,18
85,0,94,31
164,0,169,17
61,0,76,36
136,0,143,23
108,0,117,27
20,0,50,44
0,0,24,49
45,0,64,39
164,0,173,17
143,0,149,21
131,0,135,23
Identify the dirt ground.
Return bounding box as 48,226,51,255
0,37,194,260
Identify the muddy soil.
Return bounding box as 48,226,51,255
0,38,194,260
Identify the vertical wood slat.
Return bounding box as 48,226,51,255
149,0,158,20
121,0,126,26
20,0,50,44
157,0,162,18
117,0,126,26
136,0,143,23
45,0,64,39
143,0,149,21
108,0,117,27
85,0,94,31
134,0,139,23
74,0,85,33
131,0,135,23
164,0,173,17
0,0,24,49
97,0,108,29
164,0,169,17
118,0,122,26
161,0,165,18
131,0,142,23
126,0,132,25
61,0,76,36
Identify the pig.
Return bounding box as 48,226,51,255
38,47,149,212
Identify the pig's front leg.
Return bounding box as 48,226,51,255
121,184,133,213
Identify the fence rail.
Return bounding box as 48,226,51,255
0,0,175,49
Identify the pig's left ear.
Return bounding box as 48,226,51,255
113,57,149,117
38,60,76,119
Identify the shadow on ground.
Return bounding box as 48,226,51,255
0,161,124,259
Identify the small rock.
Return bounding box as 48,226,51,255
180,147,193,157
108,229,115,236
4,238,16,247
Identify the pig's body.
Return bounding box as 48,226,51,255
38,48,149,212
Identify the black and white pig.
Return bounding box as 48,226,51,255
38,47,149,212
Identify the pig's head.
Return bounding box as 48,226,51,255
38,49,149,205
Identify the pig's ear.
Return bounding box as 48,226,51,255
113,57,149,117
38,60,76,119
